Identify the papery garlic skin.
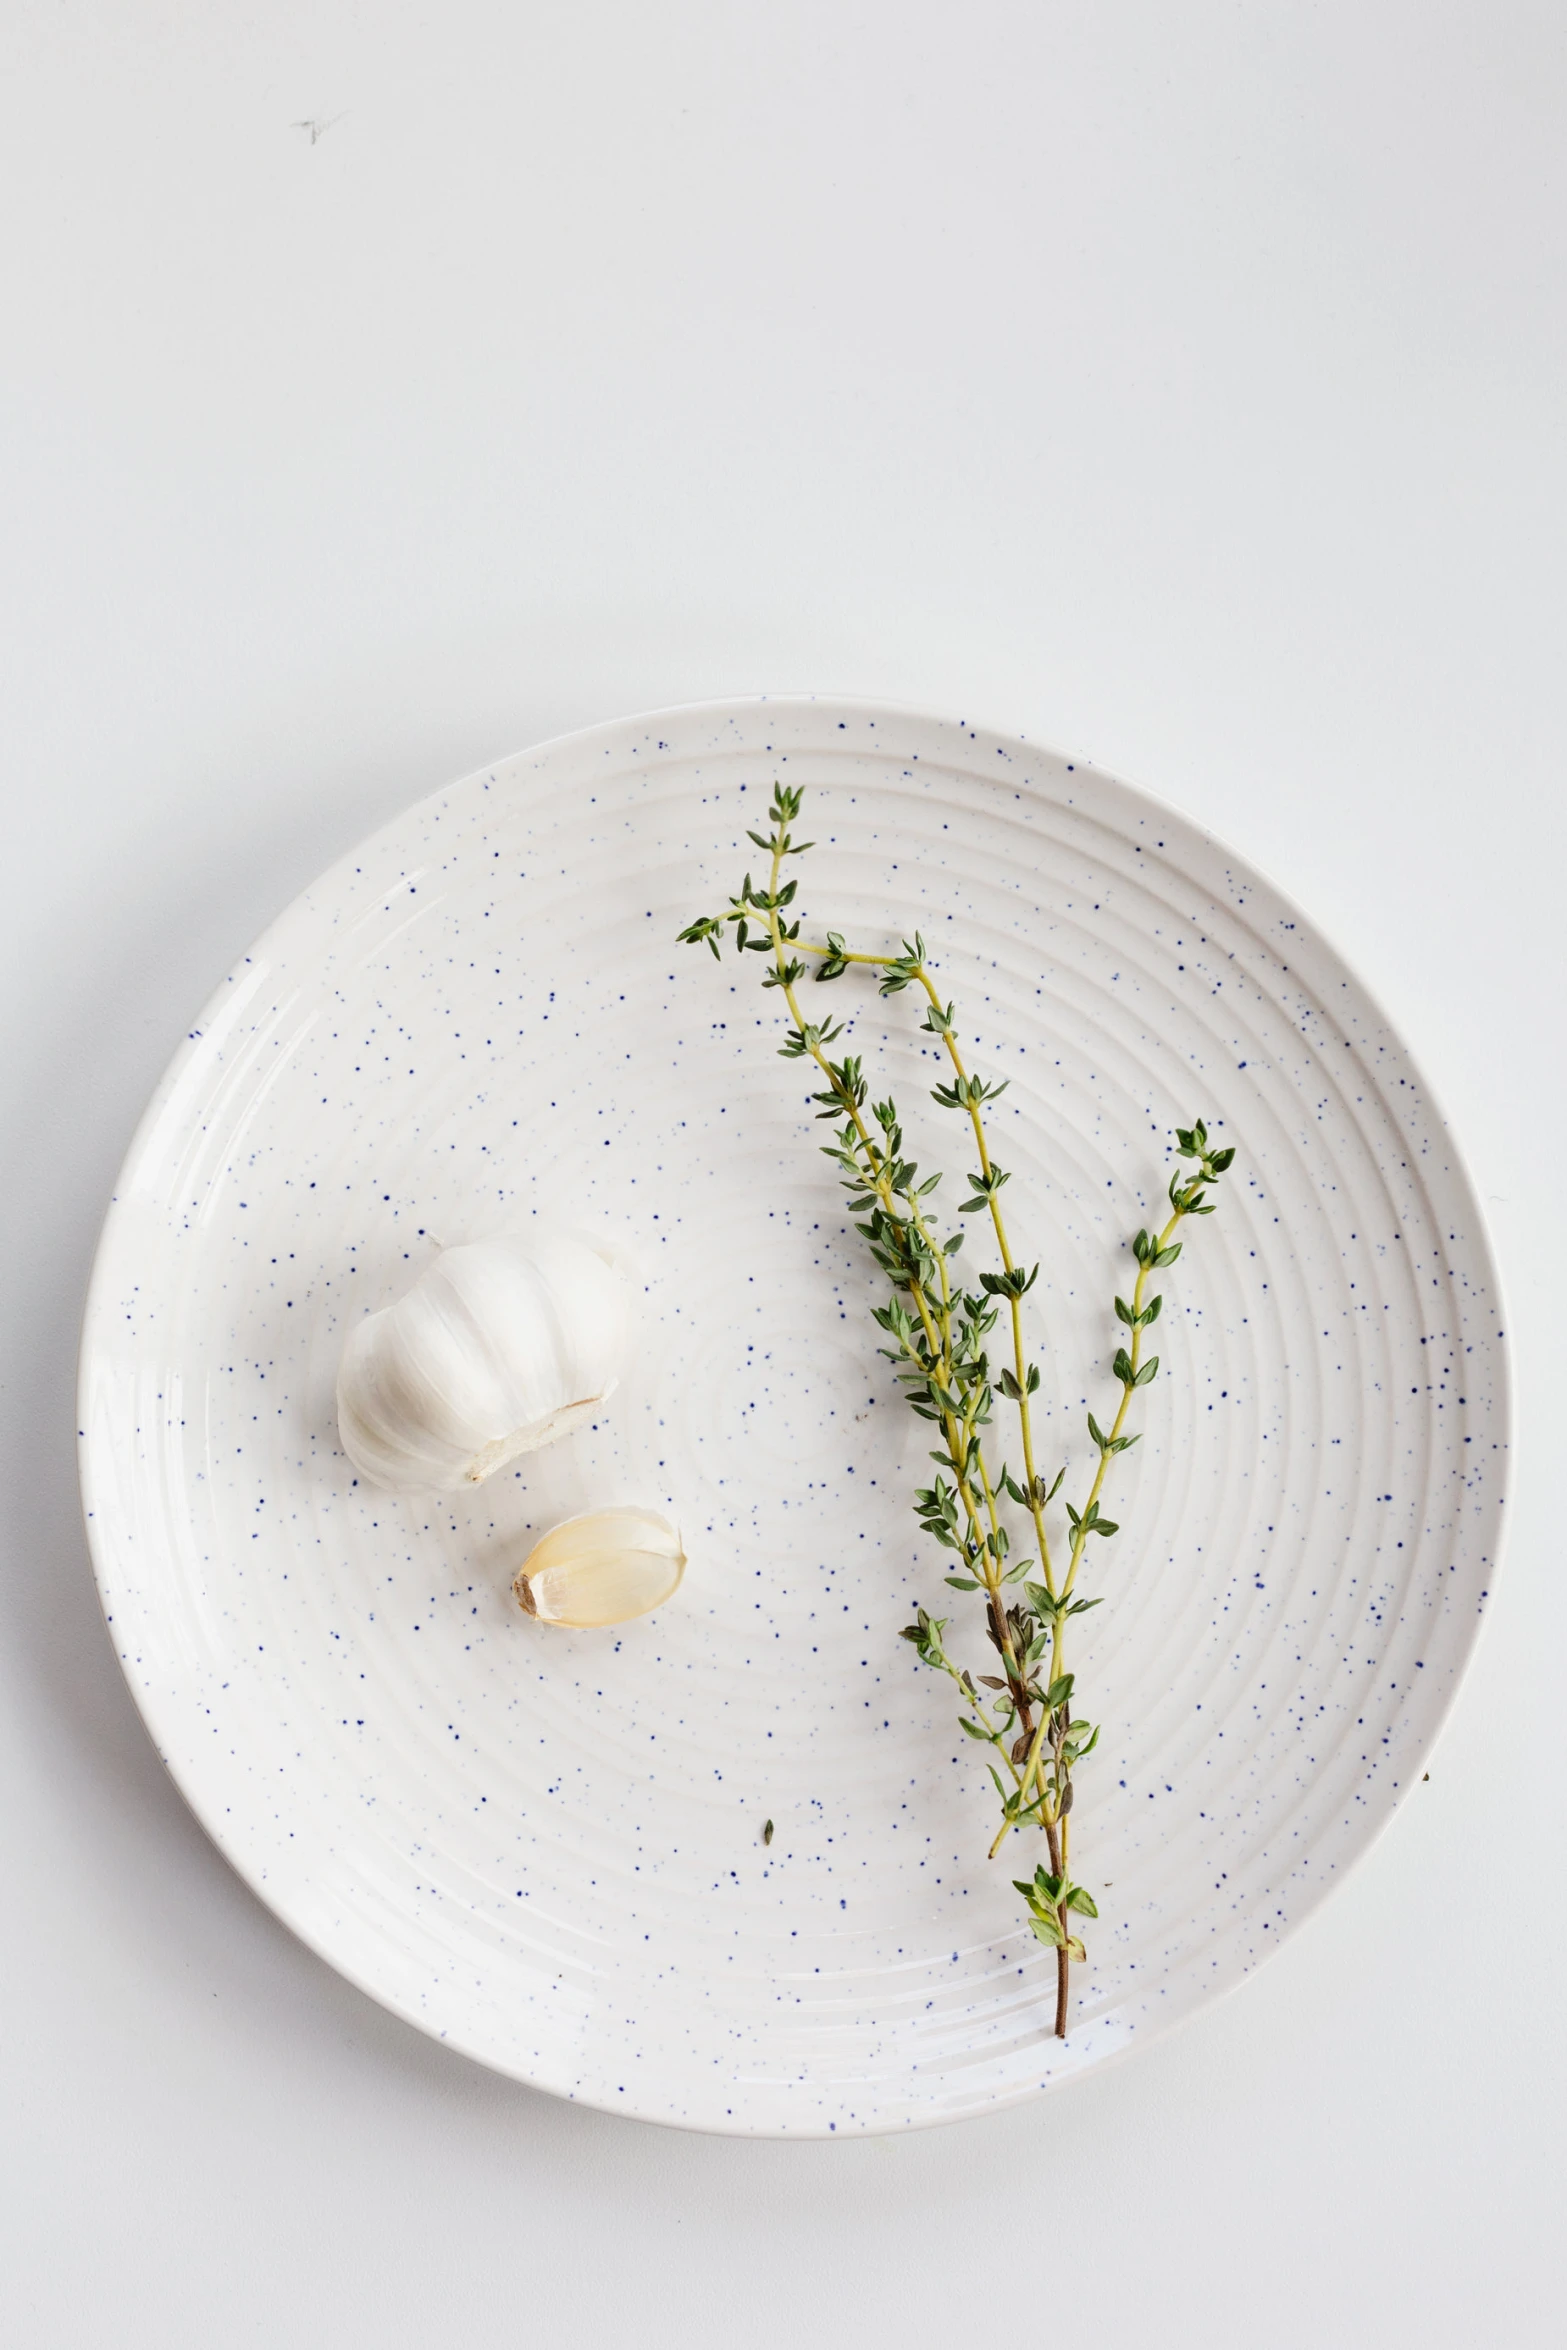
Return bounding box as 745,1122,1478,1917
336,1230,632,1494
514,1507,685,1628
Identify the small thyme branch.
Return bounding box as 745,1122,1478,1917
679,786,1235,2037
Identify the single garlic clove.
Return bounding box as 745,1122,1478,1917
336,1228,633,1493
513,1506,686,1629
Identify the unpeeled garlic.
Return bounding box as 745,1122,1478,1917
336,1229,632,1493
514,1507,686,1628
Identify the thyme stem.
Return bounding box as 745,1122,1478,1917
763,838,1033,1709
679,786,1234,2037
913,967,1057,1583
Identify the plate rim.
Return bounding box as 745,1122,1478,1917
77,691,1515,2131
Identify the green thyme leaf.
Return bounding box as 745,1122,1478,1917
681,807,1237,2040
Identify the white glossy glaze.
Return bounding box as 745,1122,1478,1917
78,697,1510,2133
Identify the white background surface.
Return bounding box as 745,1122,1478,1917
1,3,1562,2342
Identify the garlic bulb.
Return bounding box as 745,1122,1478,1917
337,1230,633,1493
514,1507,686,1628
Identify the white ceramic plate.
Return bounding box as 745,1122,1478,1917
80,698,1509,2133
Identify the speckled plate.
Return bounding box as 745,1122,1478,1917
79,697,1510,2133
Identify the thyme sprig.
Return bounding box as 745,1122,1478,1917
680,784,1233,2037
